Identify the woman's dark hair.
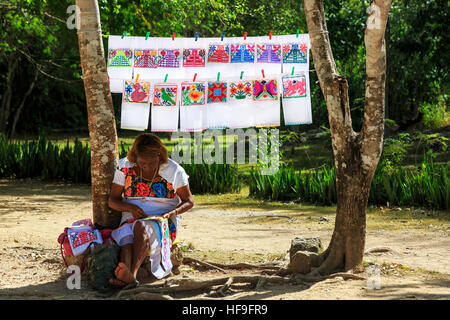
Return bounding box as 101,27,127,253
127,133,169,165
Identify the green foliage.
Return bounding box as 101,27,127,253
0,132,241,194
0,132,91,183
249,156,449,210
419,95,450,129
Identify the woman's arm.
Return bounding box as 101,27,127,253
162,185,194,219
108,183,146,219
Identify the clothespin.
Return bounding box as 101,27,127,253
240,71,244,80
135,74,140,82
164,74,168,83
221,32,225,41
195,32,199,41
217,72,220,82
121,31,127,39
145,32,150,40
172,32,176,41
193,73,197,82
296,29,300,38
244,32,247,41
269,30,272,40
261,69,265,78
291,66,295,75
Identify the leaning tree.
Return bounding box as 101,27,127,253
303,0,391,275
76,0,120,227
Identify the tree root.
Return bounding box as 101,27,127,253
364,247,396,255
292,272,366,284
206,277,234,297
182,257,227,273
116,275,291,299
182,257,280,271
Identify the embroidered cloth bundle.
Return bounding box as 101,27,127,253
107,34,312,131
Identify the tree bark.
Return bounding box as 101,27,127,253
76,0,120,227
304,0,390,274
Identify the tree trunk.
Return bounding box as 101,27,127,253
304,0,390,275
10,68,39,139
76,0,120,227
0,55,18,135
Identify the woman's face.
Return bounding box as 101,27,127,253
136,155,159,171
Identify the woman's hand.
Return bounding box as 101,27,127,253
162,209,177,219
130,205,147,219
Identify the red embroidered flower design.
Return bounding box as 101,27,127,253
136,182,150,196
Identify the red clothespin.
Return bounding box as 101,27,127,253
193,73,197,82
261,69,265,78
172,32,176,41
244,32,247,41
269,30,272,40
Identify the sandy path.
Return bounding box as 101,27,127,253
0,179,449,299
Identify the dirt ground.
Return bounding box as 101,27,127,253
0,178,449,300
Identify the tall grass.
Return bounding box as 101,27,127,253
249,159,449,210
0,133,242,194
0,132,91,183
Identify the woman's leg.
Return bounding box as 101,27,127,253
130,220,150,279
110,221,149,285
120,244,133,270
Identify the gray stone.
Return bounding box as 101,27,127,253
290,236,323,259
288,251,311,274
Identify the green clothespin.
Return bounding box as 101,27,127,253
145,32,150,40
217,72,220,82
122,31,127,39
240,71,244,80
291,66,295,75
164,74,168,83
296,29,299,38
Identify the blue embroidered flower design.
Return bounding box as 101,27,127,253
152,183,167,198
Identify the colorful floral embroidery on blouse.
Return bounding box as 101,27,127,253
121,167,176,198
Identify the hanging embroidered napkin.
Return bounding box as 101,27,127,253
107,35,135,93
227,78,254,128
151,83,179,132
229,43,256,79
180,81,207,132
281,33,310,73
282,72,312,125
205,38,235,79
120,79,151,130
133,36,159,80
206,80,229,129
252,77,281,127
255,37,283,77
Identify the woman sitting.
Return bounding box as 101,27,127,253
108,133,194,287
